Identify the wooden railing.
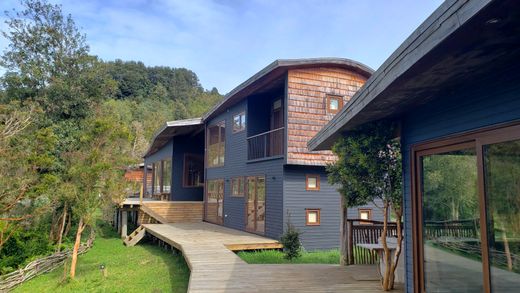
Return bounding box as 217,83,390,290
346,219,399,265
247,127,284,161
424,219,479,239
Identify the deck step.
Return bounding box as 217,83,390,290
123,225,146,246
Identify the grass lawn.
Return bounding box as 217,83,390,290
13,222,189,293
237,249,340,264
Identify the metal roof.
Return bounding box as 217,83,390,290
143,117,203,157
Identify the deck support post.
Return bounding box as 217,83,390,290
121,210,128,239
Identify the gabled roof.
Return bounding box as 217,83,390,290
143,117,203,157
202,58,374,121
308,0,519,151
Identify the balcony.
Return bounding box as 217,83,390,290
247,127,284,161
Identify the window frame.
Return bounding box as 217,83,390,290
326,95,344,114
207,121,226,168
231,177,245,197
305,174,320,191
232,111,246,133
305,209,321,226
183,153,204,188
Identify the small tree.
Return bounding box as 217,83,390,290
280,211,301,260
327,120,402,291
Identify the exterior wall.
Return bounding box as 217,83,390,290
205,99,285,239
171,133,204,201
401,71,520,292
283,165,386,250
286,67,367,166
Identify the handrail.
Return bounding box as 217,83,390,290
246,127,285,140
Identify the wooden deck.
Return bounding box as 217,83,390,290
143,222,402,292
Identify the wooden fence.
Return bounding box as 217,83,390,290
0,231,95,292
423,219,479,239
346,219,399,265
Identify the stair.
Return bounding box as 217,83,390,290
123,225,146,246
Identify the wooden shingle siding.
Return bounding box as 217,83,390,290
401,70,520,292
287,68,367,166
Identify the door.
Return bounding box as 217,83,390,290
269,99,283,156
413,124,520,293
246,176,266,234
205,179,224,225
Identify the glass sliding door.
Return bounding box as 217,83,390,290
483,138,520,292
413,123,520,293
205,179,224,225
420,146,483,292
246,176,266,234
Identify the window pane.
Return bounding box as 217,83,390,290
484,139,520,292
360,211,369,220
421,148,482,292
308,211,318,224
256,177,265,234
329,98,339,110
307,177,317,189
162,160,171,193
233,114,241,131
241,114,246,129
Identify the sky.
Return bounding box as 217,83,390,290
0,0,444,94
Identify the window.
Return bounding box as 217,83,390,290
152,162,161,194
231,177,245,197
359,209,372,224
306,209,320,226
232,112,246,133
207,121,225,167
183,154,203,187
306,174,320,191
162,159,172,193
205,179,224,224
327,95,344,114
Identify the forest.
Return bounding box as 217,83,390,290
0,0,221,275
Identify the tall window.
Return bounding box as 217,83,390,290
183,154,203,187
162,159,172,193
207,121,225,167
153,162,161,194
205,179,224,224
231,177,245,197
233,112,246,133
327,95,344,114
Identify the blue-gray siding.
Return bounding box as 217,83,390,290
401,71,520,292
206,99,284,239
283,165,386,250
171,133,204,201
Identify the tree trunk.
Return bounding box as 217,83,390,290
340,196,348,266
64,212,72,238
381,201,392,291
389,206,403,289
70,217,86,279
56,202,68,252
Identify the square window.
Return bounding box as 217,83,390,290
327,95,344,114
306,209,320,226
359,209,372,224
306,174,320,191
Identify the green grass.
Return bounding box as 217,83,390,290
13,222,189,293
237,249,340,264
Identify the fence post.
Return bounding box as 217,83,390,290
347,220,354,265
340,199,347,266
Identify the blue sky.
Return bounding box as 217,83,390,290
1,0,443,93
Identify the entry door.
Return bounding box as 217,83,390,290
205,179,224,225
246,176,266,234
270,99,283,156
414,124,520,293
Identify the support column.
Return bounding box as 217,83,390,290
121,210,128,239
117,209,122,234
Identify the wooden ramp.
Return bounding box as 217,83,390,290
143,222,401,293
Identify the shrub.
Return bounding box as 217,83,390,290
280,219,301,260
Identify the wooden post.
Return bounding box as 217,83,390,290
347,220,354,265
121,210,128,239
117,210,122,235
139,183,144,205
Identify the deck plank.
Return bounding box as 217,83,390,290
143,222,402,293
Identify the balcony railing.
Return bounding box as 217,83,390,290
247,127,284,161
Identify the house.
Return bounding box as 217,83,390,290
309,0,520,292
140,58,386,250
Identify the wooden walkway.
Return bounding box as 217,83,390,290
143,222,402,293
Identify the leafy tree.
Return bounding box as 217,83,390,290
328,120,402,291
